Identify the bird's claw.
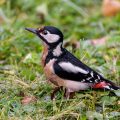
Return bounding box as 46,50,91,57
51,86,63,100
51,87,75,100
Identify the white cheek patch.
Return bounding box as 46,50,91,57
40,33,60,43
59,62,88,74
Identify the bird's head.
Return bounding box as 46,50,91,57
25,26,63,49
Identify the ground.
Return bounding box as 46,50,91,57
0,0,120,120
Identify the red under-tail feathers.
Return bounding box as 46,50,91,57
93,79,120,90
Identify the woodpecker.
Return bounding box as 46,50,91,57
25,26,120,99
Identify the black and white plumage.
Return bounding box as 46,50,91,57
25,26,120,99
47,48,119,90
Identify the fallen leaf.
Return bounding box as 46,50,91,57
102,0,120,16
91,36,108,46
21,96,37,105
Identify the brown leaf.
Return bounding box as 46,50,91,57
21,96,37,105
91,36,108,46
102,0,120,16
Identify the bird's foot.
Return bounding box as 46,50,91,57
51,86,63,100
51,87,75,100
64,89,75,99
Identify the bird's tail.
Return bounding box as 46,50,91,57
104,79,120,90
93,79,120,90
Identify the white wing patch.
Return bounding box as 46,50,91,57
90,71,94,77
59,62,88,74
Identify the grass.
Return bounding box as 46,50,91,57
0,0,120,119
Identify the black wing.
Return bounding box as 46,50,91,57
53,49,104,83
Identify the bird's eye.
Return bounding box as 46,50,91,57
42,30,48,35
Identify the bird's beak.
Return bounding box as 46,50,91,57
25,28,37,34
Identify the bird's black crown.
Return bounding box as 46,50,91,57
44,26,63,39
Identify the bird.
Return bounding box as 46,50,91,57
25,26,120,99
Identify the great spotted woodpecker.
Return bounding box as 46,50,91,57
25,26,120,99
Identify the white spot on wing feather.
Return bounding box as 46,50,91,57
82,79,85,82
91,71,94,77
86,77,92,80
95,79,98,82
59,62,88,74
97,75,100,79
